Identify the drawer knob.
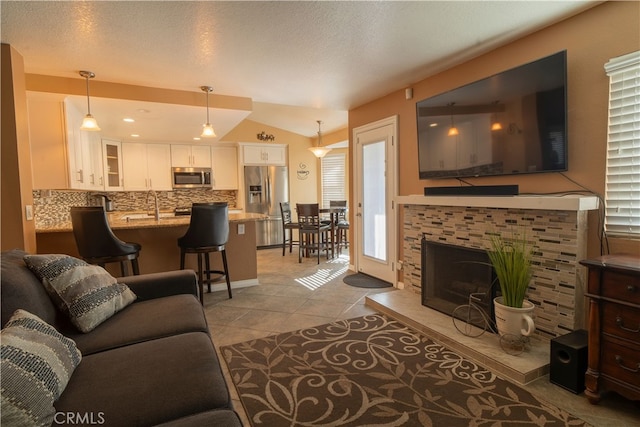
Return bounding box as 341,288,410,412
627,285,637,293
615,316,640,333
615,355,640,373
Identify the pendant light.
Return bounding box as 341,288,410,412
447,102,458,137
200,86,216,138
309,120,332,158
79,71,101,131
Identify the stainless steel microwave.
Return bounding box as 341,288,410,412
172,167,212,189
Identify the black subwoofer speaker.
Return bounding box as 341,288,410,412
550,329,588,394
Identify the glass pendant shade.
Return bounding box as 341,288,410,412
81,114,101,131
448,126,459,136
491,122,503,131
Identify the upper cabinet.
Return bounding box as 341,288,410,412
122,142,172,191
240,143,287,166
211,145,238,190
102,139,124,191
65,99,104,191
170,144,211,168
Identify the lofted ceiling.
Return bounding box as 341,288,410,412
1,1,598,141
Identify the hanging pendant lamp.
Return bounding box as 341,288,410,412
447,102,458,137
309,120,331,158
200,86,216,138
79,71,101,131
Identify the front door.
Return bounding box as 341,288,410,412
353,116,397,284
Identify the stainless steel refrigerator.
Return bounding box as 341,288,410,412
244,165,289,247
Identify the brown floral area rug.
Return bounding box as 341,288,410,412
221,314,589,427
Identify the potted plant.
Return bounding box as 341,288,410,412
487,232,536,337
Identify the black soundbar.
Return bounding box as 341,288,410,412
424,185,519,196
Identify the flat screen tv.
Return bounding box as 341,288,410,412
416,51,567,180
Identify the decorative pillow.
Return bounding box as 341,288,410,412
23,254,136,333
1,309,82,427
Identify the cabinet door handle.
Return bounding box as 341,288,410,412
627,285,637,293
77,169,84,183
615,355,640,373
90,173,95,185
616,316,640,333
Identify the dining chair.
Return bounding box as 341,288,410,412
296,203,332,264
177,202,232,303
279,202,299,256
70,206,141,276
330,200,349,254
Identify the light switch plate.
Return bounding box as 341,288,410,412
25,205,34,220
238,223,245,235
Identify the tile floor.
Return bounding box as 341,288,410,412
203,248,639,427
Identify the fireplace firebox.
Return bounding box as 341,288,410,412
421,237,498,330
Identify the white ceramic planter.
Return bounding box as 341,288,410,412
493,297,536,337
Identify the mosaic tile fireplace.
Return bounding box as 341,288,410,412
398,195,598,341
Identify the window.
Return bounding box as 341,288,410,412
604,51,640,237
321,153,346,208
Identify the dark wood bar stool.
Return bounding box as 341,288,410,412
279,202,299,256
297,203,332,264
178,203,232,304
70,206,141,276
330,200,349,254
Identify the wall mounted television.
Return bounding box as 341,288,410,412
416,51,567,180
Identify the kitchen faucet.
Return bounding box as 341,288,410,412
146,189,160,220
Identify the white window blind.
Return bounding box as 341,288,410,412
321,153,346,208
604,51,640,236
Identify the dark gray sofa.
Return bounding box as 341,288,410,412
1,249,242,427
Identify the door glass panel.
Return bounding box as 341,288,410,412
362,140,386,261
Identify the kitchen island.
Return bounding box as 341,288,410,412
36,211,265,293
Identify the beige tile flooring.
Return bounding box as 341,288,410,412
203,248,639,427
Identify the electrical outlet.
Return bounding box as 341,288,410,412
238,224,245,235
25,205,34,221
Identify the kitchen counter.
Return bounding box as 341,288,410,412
36,211,264,291
36,211,267,233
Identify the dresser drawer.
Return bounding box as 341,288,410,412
600,338,640,388
602,302,640,343
598,270,640,305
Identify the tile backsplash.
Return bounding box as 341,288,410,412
33,189,237,229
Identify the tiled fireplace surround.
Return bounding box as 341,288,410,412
367,195,599,384
402,200,591,340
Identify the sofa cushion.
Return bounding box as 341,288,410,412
1,309,82,427
1,250,59,329
55,332,232,426
64,294,209,355
23,254,136,333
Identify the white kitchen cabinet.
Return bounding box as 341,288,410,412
102,139,124,191
122,142,172,191
211,145,238,189
241,143,287,166
64,99,105,190
170,144,211,168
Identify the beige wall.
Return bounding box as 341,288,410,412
1,44,36,252
349,1,640,260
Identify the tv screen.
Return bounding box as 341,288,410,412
416,51,567,180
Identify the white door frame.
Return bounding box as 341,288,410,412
352,115,398,285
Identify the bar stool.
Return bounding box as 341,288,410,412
330,200,349,254
178,203,232,304
279,202,299,256
297,203,332,264
70,206,141,276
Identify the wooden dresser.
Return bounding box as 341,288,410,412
580,254,640,404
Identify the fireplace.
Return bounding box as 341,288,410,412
421,238,498,330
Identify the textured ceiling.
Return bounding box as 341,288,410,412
1,1,598,140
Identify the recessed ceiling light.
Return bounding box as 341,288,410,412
429,123,438,127
193,137,201,141
130,134,140,138
123,118,135,123
137,109,150,113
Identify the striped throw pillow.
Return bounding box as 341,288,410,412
23,254,136,333
1,309,82,427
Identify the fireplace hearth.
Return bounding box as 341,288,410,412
421,238,498,330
